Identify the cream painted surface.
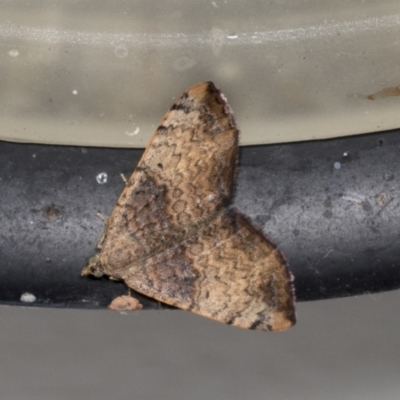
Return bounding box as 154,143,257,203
1,1,400,147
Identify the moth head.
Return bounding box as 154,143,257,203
81,254,105,278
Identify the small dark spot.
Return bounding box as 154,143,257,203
384,173,395,181
226,317,235,325
180,91,189,100
378,139,384,147
323,210,333,219
157,125,168,133
44,205,60,221
362,201,373,213
157,163,163,169
368,224,380,234
293,229,300,237
249,320,263,330
171,102,191,114
254,215,271,226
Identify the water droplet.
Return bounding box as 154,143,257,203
125,127,140,136
20,292,36,303
96,172,108,184
114,44,128,58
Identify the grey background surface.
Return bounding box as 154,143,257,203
1,290,399,399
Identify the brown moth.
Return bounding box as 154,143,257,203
82,82,296,331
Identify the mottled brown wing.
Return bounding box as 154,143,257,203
98,82,238,278
122,209,295,331
82,81,296,330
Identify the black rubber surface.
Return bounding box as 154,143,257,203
1,129,400,309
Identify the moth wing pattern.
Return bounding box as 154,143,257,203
98,82,238,278
123,209,295,331
82,82,296,331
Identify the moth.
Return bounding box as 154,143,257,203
82,82,295,331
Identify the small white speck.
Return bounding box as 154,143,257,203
211,1,218,7
334,162,341,169
20,292,36,303
343,152,348,157
342,191,366,203
96,172,108,184
30,221,33,224
8,49,19,57
72,89,78,95
32,154,36,158
125,127,140,136
227,34,238,39
206,193,215,201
